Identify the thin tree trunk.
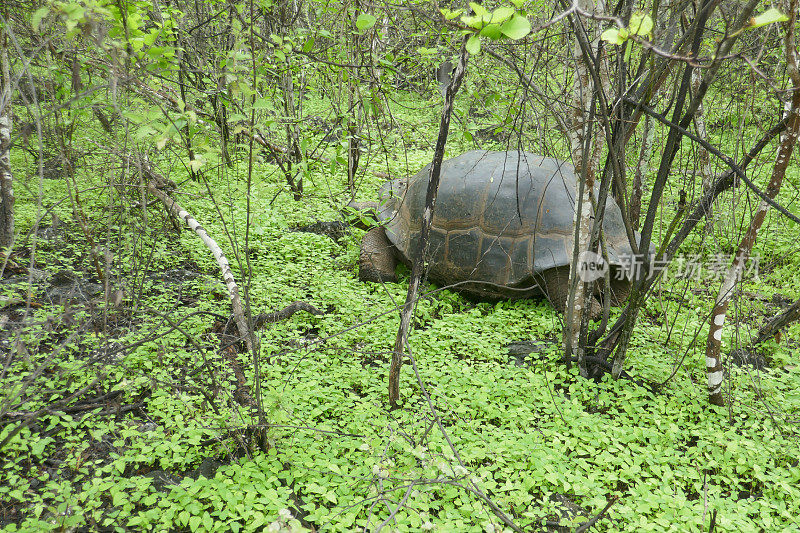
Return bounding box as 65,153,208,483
608,0,763,377
630,114,654,230
0,47,13,250
388,42,468,407
275,0,302,200
704,2,799,406
596,107,789,363
564,0,608,375
611,0,717,378
281,69,303,199
691,68,715,235
347,88,361,194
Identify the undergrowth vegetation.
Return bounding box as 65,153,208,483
2,1,800,531
3,86,800,531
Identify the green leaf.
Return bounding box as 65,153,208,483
469,2,489,19
30,438,47,457
31,7,49,31
510,0,524,7
250,511,266,528
355,13,377,31
60,2,85,21
135,126,156,140
146,46,165,58
461,14,482,29
480,23,502,39
466,34,481,55
440,8,464,20
301,37,314,53
500,14,531,40
601,27,628,45
629,13,653,37
462,2,493,29
489,6,514,23
143,29,159,46
750,8,789,29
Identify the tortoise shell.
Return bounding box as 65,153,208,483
376,150,635,298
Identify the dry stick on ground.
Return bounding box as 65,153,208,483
220,301,324,337
140,162,257,360
387,42,468,407
574,496,619,533
253,301,323,329
704,0,800,406
754,298,800,346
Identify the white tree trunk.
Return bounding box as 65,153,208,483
0,48,14,249
564,0,608,373
705,2,800,405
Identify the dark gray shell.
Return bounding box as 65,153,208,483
377,150,635,297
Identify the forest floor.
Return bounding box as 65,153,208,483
2,94,800,531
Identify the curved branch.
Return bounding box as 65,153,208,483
141,160,257,355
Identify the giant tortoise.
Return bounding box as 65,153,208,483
355,150,640,318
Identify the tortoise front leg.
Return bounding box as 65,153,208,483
539,267,602,321
358,227,398,283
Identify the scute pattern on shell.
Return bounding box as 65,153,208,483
376,151,636,298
